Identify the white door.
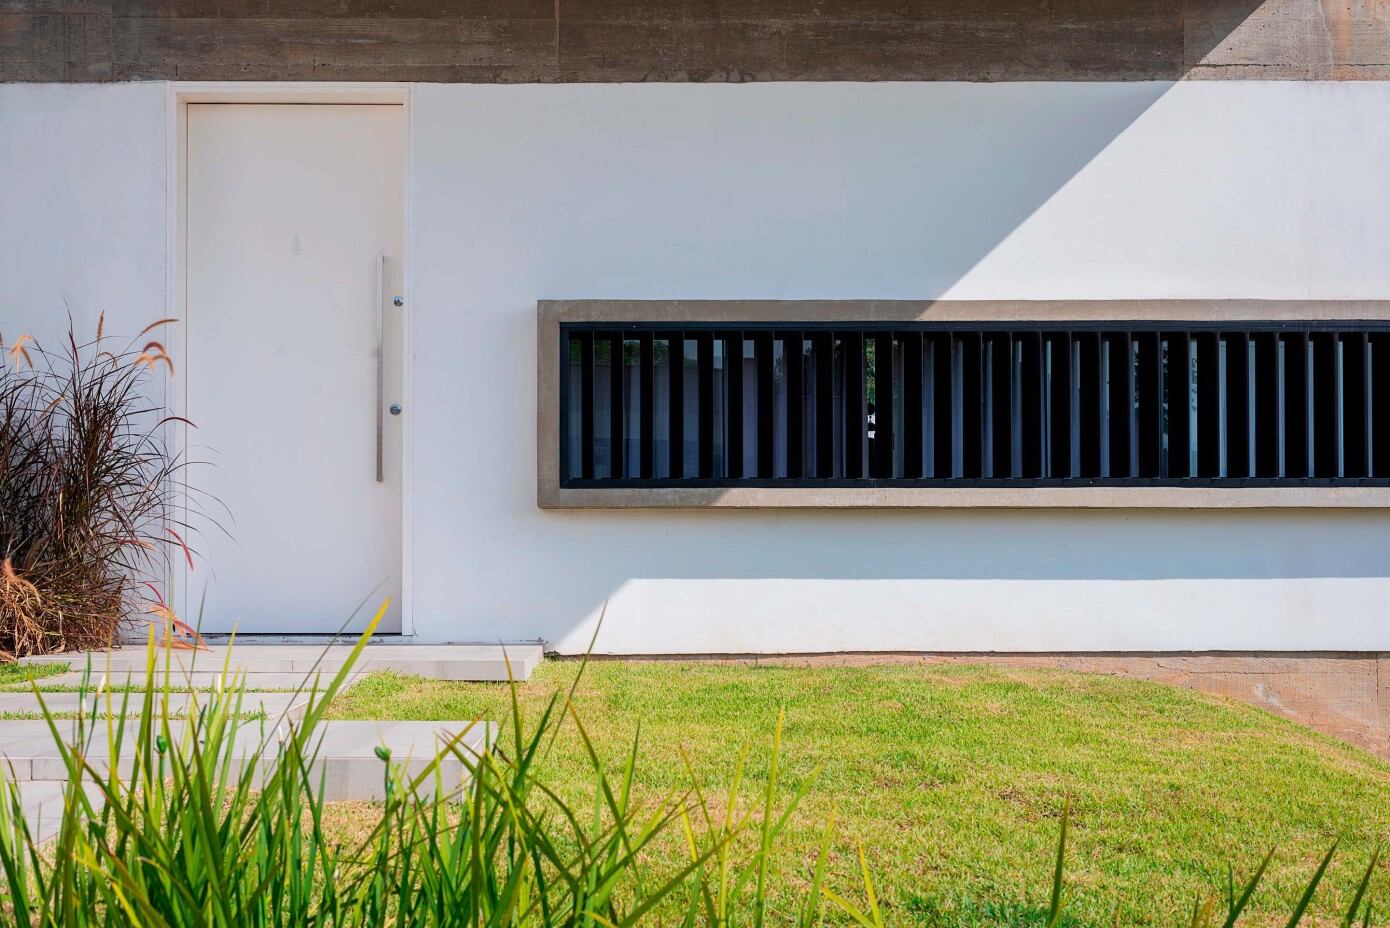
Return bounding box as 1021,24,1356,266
184,103,405,634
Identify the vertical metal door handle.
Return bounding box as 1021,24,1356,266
375,255,385,483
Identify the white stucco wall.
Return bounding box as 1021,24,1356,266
408,80,1390,653
5,80,1390,652
0,83,167,352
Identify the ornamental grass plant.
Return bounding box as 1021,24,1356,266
0,318,190,660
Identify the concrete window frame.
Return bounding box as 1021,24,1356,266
537,300,1390,509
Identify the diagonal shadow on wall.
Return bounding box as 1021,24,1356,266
464,0,1390,650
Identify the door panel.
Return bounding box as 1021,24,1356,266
184,103,405,634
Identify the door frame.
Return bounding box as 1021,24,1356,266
166,82,416,637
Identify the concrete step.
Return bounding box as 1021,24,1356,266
20,643,544,682
1,719,494,801
18,670,362,692
8,780,105,844
0,690,311,720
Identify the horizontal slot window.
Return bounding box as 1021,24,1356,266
557,322,1390,488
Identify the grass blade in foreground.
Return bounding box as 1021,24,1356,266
1,617,1383,928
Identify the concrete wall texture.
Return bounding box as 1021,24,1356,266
6,80,1390,657
3,0,1389,82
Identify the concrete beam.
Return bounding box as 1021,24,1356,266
3,0,1386,83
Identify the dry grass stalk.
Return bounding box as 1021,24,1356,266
0,317,196,659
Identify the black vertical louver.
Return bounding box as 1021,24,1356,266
560,322,1390,487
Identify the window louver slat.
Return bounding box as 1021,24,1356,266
560,322,1390,488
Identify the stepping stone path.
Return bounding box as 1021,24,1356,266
0,688,310,719
2,643,542,841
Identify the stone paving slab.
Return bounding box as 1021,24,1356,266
20,670,363,691
21,643,544,682
1,719,495,802
0,690,309,720
11,780,105,844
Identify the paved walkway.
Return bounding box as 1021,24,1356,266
2,643,539,841
3,718,493,794
17,642,544,682
0,689,308,718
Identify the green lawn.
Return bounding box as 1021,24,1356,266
328,661,1390,927
0,660,68,687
